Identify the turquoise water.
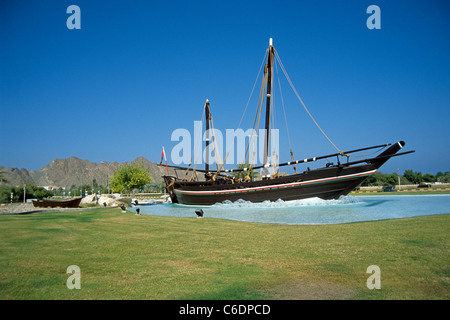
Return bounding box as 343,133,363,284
134,195,450,225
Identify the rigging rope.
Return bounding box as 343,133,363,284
210,117,225,173
248,71,267,169
237,49,268,130
352,145,388,157
244,70,266,166
203,45,346,182
275,60,297,173
275,52,343,154
206,48,268,181
270,68,278,172
185,104,206,180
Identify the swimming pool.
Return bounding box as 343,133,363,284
134,194,450,225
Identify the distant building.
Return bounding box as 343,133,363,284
41,185,65,191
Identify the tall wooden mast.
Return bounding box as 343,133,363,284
262,38,275,179
204,99,211,175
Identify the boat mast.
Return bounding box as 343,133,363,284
262,38,275,179
205,99,211,178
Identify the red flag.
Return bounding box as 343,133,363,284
160,147,165,165
161,147,169,174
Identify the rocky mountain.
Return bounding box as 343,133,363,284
1,156,184,189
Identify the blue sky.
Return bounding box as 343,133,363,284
1,0,449,175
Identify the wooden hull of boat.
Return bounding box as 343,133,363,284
165,142,407,206
168,165,373,206
32,198,82,208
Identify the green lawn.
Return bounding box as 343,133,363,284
0,208,448,300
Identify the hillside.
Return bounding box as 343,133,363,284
1,156,180,189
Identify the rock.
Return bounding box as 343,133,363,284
81,195,98,204
98,196,116,207
79,194,132,207
0,203,35,214
115,197,131,206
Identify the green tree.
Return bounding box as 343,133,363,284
143,181,165,193
384,173,398,187
437,171,450,183
0,186,15,203
403,169,416,184
403,169,424,184
0,185,52,203
361,171,385,186
110,165,152,195
230,162,258,181
422,173,436,183
29,185,53,199
414,171,423,184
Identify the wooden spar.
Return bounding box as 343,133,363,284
162,163,230,178
262,39,275,178
205,99,211,174
224,143,394,172
160,142,412,174
341,150,415,167
162,148,414,176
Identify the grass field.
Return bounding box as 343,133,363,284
0,208,448,300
